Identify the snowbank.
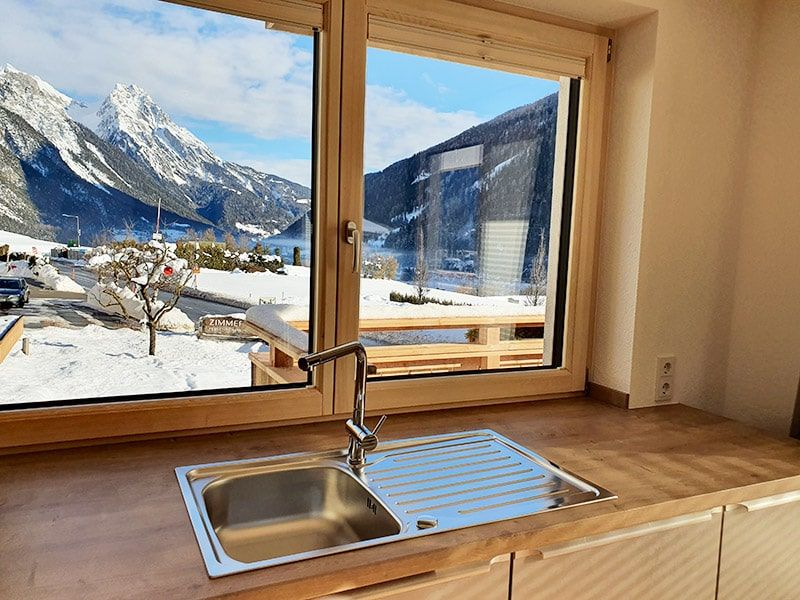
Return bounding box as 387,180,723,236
33,263,84,293
0,259,84,293
87,283,195,333
0,261,33,278
0,230,68,255
0,325,268,405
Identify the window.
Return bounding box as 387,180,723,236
0,0,319,407
0,0,610,447
358,47,577,380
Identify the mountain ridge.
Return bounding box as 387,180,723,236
0,65,311,242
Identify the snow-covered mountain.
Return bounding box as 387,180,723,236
97,84,309,233
0,65,310,242
0,64,213,240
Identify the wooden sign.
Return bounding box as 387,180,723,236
197,315,257,341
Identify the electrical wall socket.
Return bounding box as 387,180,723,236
657,376,674,401
657,355,676,377
655,355,676,402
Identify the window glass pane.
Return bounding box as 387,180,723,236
361,46,570,378
0,1,315,406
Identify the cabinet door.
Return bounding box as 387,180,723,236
718,491,800,600
319,554,510,600
512,510,722,600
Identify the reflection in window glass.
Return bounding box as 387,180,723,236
0,0,315,406
360,47,569,378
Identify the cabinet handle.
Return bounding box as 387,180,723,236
321,555,508,599
518,510,719,561
726,490,800,513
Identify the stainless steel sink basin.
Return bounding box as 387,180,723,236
203,466,401,563
177,430,615,577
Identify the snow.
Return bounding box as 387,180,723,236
0,203,22,223
84,242,196,333
487,154,519,179
412,171,431,184
96,83,229,189
245,305,309,351
0,230,67,254
0,259,83,293
33,263,84,293
0,325,267,404
394,205,425,224
235,222,268,237
0,315,19,338
191,265,541,311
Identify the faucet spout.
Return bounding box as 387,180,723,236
299,341,386,468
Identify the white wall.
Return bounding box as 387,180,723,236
626,0,761,411
719,0,800,434
515,0,799,434
590,0,761,411
590,13,656,393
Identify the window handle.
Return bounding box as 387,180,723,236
345,220,361,274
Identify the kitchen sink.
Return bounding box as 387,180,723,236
176,430,615,577
203,465,401,563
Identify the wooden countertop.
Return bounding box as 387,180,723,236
3,398,800,600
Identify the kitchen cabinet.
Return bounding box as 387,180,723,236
512,510,722,600
319,554,510,599
717,491,800,600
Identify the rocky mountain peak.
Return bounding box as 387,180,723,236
0,64,74,113
96,82,221,187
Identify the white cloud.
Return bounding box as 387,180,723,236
364,85,483,172
0,0,313,141
1,0,486,177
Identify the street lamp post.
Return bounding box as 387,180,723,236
62,214,80,248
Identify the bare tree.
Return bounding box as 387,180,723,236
526,228,547,307
223,232,237,250
122,220,137,242
90,241,192,355
201,228,216,243
91,230,114,248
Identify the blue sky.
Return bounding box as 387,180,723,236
0,0,557,186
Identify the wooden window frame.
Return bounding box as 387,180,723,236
333,0,611,415
0,0,344,449
0,0,611,450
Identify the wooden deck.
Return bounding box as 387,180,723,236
245,314,545,386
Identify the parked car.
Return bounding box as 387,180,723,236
0,277,30,308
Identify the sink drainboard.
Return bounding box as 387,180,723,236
362,432,605,529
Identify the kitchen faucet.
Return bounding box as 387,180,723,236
298,341,387,468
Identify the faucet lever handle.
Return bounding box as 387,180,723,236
372,415,388,437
